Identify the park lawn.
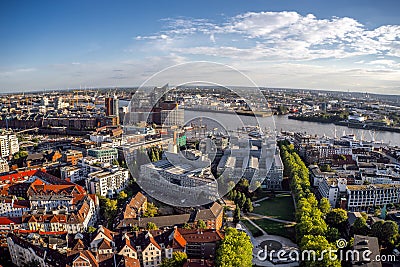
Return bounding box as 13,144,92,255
253,193,295,221
241,220,263,237
251,190,271,201
253,218,296,242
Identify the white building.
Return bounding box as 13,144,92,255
29,194,74,212
0,157,9,173
60,160,101,183
262,149,283,190
87,147,118,164
140,149,218,205
136,232,162,267
161,108,184,126
54,96,69,109
318,177,347,207
87,167,129,197
41,96,49,106
217,136,276,188
347,184,400,211
0,134,19,158
23,195,99,234
7,234,50,267
0,197,30,217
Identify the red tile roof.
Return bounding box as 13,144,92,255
177,228,224,243
0,217,18,225
173,228,187,248
123,256,140,267
0,169,44,183
99,226,116,241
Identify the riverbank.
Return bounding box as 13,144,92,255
335,120,400,133
186,108,272,117
288,115,400,133
184,111,400,146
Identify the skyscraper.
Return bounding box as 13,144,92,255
105,93,119,117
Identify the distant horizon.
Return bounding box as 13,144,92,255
3,85,400,98
1,1,399,94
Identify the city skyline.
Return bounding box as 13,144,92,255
0,0,399,94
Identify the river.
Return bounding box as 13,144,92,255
119,98,400,147
184,110,400,147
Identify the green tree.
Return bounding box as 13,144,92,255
146,222,158,230
112,159,119,166
231,190,237,201
182,223,192,230
372,220,399,246
197,219,207,229
130,225,139,231
319,198,331,216
300,235,341,267
325,227,340,243
352,217,369,235
87,226,97,234
371,220,384,241
243,198,254,213
374,209,381,217
360,212,368,220
215,228,253,267
235,192,242,205
382,221,398,245
118,190,128,201
238,178,249,189
320,164,332,172
143,202,158,217
160,251,188,267
233,206,241,222
326,208,348,228
277,105,287,114
104,198,118,228
121,160,127,168
226,190,232,200
237,193,246,209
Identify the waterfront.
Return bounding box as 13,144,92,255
185,111,400,147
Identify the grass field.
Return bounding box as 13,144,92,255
252,218,296,241
251,190,272,201
241,220,263,237
253,193,295,221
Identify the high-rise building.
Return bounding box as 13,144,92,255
105,97,113,116
54,96,69,109
0,134,19,158
87,166,129,197
41,96,49,106
105,93,119,116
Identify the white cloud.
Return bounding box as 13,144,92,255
128,11,400,94
135,11,400,62
2,11,399,94
367,59,400,68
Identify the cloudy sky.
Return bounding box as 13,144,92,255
0,0,399,94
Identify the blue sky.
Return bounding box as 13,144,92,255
0,0,399,94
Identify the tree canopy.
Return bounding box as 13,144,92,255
325,208,348,228
143,202,158,217
215,228,253,267
146,222,158,230
160,251,187,267
197,219,207,229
